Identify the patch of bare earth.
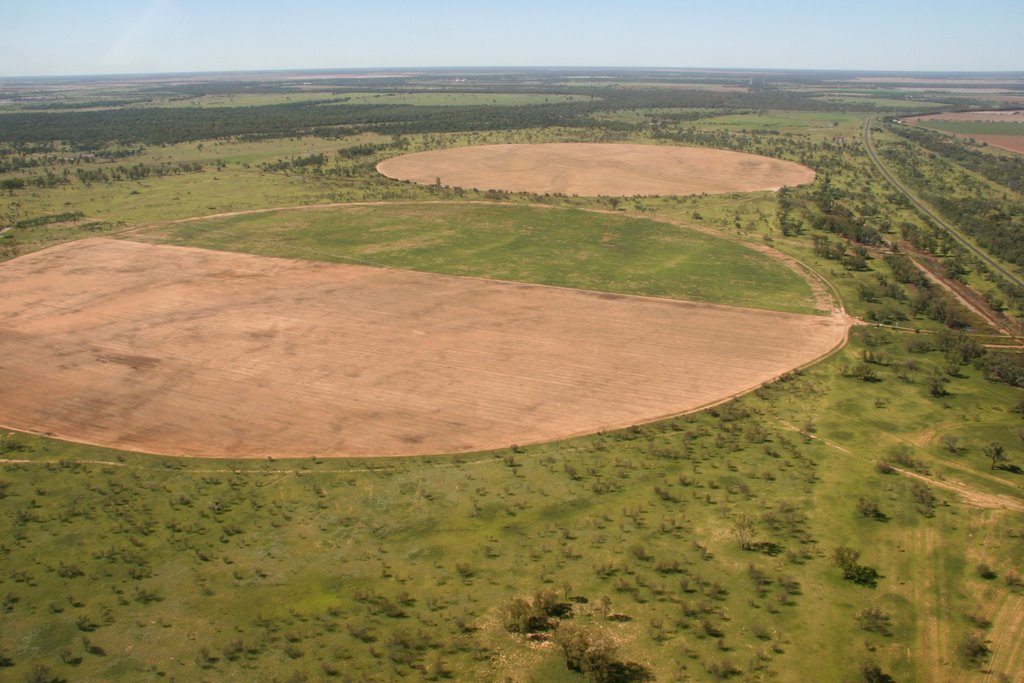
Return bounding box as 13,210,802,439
376,143,815,196
907,111,1024,123
966,134,1024,155
0,238,845,458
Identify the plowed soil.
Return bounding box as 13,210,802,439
907,110,1024,122
0,238,845,458
956,134,1024,154
376,143,816,196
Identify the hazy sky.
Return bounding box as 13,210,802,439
2,0,1022,77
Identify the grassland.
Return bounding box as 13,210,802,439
809,94,948,110
696,111,865,136
912,120,1024,137
133,202,818,314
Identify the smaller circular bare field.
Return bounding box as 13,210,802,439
376,143,816,196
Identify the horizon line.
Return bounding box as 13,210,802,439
4,65,1024,82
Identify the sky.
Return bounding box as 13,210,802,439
1,0,1022,78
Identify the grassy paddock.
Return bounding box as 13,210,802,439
914,120,1024,137
132,202,819,314
697,110,865,137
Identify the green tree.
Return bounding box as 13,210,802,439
983,441,1007,470
832,546,879,587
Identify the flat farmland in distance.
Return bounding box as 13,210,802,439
0,238,845,458
905,111,1024,154
376,143,815,196
135,91,593,109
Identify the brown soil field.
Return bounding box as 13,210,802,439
966,134,1024,154
376,143,815,196
0,238,846,458
904,112,1024,154
906,110,1024,122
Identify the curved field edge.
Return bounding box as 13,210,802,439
127,201,822,315
0,237,846,459
374,142,816,196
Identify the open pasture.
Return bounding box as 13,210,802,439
376,142,815,196
138,202,821,314
0,237,845,458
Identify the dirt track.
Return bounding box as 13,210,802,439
0,238,845,458
376,143,816,196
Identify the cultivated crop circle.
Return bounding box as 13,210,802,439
376,143,816,196
0,236,844,458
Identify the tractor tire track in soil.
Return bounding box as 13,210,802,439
909,524,953,682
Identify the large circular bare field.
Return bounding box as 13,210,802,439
0,238,845,458
376,143,816,196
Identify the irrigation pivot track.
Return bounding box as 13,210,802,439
862,116,1024,291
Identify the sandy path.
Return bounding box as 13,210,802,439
782,425,1024,512
0,238,846,459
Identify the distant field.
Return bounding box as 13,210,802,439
906,113,1024,153
810,94,947,110
907,110,1024,122
135,202,820,314
697,110,864,135
148,92,592,108
965,135,1024,153
911,120,1024,136
377,143,816,196
139,92,364,108
327,92,594,106
0,92,592,112
589,107,715,123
